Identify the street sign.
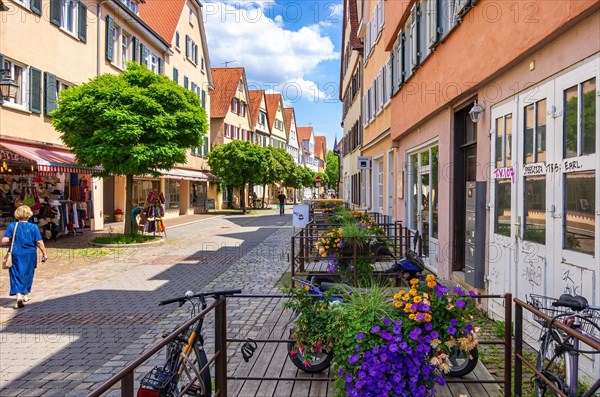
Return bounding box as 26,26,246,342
315,176,322,184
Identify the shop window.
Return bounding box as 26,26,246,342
190,182,207,207
431,146,439,239
166,180,180,209
564,172,595,254
494,179,511,237
564,78,596,158
132,180,159,208
524,176,545,244
495,113,512,168
524,99,547,163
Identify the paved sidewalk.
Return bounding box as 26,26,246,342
0,209,292,396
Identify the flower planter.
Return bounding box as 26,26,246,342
114,214,124,222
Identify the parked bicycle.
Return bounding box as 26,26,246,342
287,277,478,377
528,293,600,397
137,289,242,397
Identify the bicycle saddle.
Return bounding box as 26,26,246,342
553,294,588,311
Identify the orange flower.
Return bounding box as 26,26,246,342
424,313,432,322
304,285,310,291
410,278,419,286
413,296,422,303
427,281,437,288
426,274,435,282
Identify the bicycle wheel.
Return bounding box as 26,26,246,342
446,346,479,378
176,344,212,397
535,330,566,397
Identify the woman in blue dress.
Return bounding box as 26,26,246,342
2,205,48,308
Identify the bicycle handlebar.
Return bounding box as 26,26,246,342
159,289,242,306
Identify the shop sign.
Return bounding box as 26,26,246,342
493,167,515,183
522,163,546,176
563,155,595,173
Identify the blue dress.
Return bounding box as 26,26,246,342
3,222,42,296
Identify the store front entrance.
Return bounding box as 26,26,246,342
407,143,439,269
488,60,598,318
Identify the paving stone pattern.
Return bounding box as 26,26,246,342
0,212,293,397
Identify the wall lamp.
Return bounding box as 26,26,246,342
468,100,485,123
0,69,18,100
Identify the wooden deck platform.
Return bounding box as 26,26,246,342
228,302,504,397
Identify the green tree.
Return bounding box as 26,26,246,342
256,147,296,207
325,150,339,190
283,164,302,204
208,140,264,213
52,63,207,234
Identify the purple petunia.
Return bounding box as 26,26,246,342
424,322,433,331
348,354,361,364
450,318,458,327
357,332,365,341
409,328,422,340
456,299,466,309
371,325,381,333
383,317,392,326
447,326,457,335
469,290,477,298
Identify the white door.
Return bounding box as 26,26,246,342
374,159,384,213
406,145,439,261
551,61,598,302
489,101,518,318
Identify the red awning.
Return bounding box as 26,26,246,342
0,141,100,174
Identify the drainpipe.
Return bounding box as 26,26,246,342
97,0,109,76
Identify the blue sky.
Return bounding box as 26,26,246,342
204,0,343,150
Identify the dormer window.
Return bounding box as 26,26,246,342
120,0,138,14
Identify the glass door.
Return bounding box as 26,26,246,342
407,145,438,259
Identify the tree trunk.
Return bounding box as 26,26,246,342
240,184,246,214
261,184,267,208
124,174,134,234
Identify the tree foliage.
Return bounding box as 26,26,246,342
208,140,265,212
52,63,207,233
325,150,339,190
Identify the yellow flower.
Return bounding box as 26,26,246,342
393,301,403,308
403,294,411,301
398,290,406,296
393,293,402,300
404,303,413,313
413,296,422,303
409,289,418,297
304,285,310,291
427,281,437,288
408,313,416,320
410,278,419,286
426,274,435,282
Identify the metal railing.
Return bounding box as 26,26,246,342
513,297,600,397
86,296,229,397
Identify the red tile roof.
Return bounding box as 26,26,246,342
138,0,185,43
265,93,283,132
248,90,264,127
284,108,295,136
314,136,326,159
211,68,245,118
297,127,313,142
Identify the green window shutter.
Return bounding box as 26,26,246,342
175,32,180,48
191,146,197,155
0,53,4,105
78,3,87,43
31,0,42,16
29,67,42,114
132,37,139,62
173,68,179,83
203,136,209,155
201,90,206,109
185,35,189,58
44,72,57,116
183,76,189,90
158,58,164,74
140,44,147,65
106,16,114,62
50,0,61,26
194,45,198,64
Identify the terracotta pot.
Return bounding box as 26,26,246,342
114,214,124,222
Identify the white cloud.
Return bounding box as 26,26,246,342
204,1,340,103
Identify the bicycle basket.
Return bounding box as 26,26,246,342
527,294,569,327
139,366,177,392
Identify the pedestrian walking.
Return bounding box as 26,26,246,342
277,191,286,216
2,205,48,308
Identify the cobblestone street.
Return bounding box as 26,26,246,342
0,210,294,397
